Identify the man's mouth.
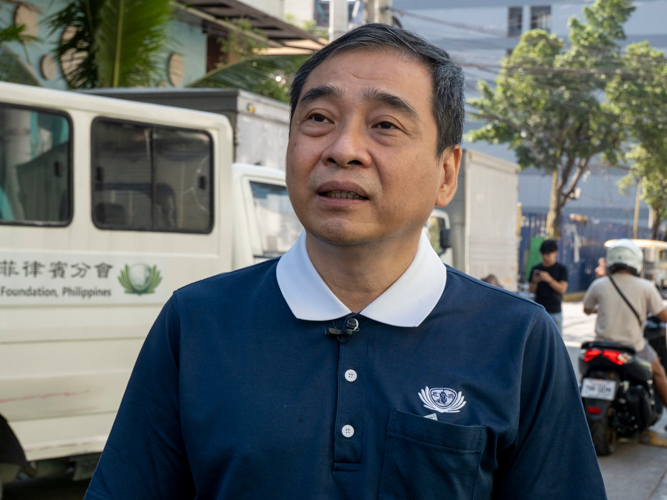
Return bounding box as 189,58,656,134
321,190,368,200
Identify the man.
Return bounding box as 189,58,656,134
85,24,605,499
530,239,569,333
584,239,667,405
595,257,607,279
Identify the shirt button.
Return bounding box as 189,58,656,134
344,369,357,382
342,425,355,438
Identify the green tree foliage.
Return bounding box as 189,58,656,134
284,13,327,39
189,54,309,103
608,42,667,239
468,0,634,237
0,0,40,85
193,18,308,103
218,18,267,64
47,0,172,88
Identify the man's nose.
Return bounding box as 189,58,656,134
321,121,371,168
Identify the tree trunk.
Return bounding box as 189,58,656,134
552,199,563,239
651,207,662,241
545,170,559,238
633,183,642,239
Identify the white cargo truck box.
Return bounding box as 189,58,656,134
0,82,301,488
438,149,520,290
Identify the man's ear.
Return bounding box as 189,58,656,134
435,145,462,207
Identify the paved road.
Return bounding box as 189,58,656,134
4,301,667,499
3,474,89,500
563,300,667,500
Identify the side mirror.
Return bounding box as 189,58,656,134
439,227,451,251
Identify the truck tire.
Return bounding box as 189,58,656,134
589,415,617,456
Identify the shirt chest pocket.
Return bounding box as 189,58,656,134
378,410,485,500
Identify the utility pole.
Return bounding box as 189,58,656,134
376,0,393,24
329,0,348,41
633,182,642,239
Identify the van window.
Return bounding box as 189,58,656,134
92,119,212,233
250,181,302,258
0,105,71,225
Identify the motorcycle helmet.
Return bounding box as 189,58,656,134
606,239,643,276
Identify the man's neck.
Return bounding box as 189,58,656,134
305,231,422,313
613,270,633,276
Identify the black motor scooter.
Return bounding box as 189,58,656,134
580,316,666,456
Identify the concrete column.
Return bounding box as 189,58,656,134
523,5,531,33
329,0,348,41
365,0,377,23
376,0,392,25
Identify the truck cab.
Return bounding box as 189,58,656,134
425,209,453,267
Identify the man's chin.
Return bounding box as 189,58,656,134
305,223,378,247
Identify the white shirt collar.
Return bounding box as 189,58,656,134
276,231,447,327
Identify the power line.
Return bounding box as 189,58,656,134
393,9,511,38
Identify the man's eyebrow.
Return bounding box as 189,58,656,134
363,89,420,120
298,85,343,106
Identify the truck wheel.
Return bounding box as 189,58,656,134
589,415,617,456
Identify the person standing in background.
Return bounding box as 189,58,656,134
595,257,607,279
530,239,569,333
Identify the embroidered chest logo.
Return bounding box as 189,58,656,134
418,386,466,413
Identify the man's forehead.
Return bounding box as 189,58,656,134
298,49,433,108
307,48,429,83
299,84,420,120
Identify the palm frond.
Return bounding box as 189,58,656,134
0,43,39,85
188,54,309,103
46,0,101,89
94,0,171,88
0,24,25,44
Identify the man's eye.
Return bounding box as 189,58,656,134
309,113,328,123
377,121,396,130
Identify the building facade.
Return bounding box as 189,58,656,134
0,0,324,91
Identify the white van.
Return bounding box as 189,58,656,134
0,82,301,489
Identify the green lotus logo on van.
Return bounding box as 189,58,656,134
118,264,163,295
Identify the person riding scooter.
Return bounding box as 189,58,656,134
583,239,667,406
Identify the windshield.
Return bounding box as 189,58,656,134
250,181,302,258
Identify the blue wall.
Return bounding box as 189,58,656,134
519,213,662,293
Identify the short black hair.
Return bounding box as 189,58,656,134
608,263,638,276
289,23,465,157
540,239,558,254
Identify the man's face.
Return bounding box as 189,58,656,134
542,251,558,266
286,49,460,247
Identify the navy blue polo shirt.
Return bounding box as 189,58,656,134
86,233,605,500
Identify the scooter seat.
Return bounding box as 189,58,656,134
581,340,636,355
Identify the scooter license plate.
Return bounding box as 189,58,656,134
581,378,617,401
